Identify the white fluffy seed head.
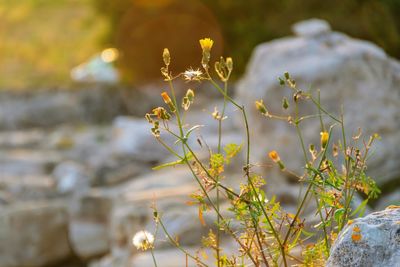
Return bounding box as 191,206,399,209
132,230,155,251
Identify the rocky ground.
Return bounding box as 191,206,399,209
1,19,400,267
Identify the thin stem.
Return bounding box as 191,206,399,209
159,218,209,267
166,78,258,266
282,126,334,247
150,248,158,267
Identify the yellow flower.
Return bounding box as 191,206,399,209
320,131,329,149
199,38,214,53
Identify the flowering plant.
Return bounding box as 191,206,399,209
139,38,380,266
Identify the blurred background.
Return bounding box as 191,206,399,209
2,0,400,89
1,1,400,267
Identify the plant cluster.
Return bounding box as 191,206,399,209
138,38,380,266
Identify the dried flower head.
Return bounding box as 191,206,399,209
152,107,171,120
183,68,203,82
132,230,155,251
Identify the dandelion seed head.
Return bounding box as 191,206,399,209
183,68,203,82
132,230,154,251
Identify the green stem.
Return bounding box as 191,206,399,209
159,218,209,267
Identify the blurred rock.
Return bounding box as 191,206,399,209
292,18,331,37
75,190,113,222
0,87,126,130
92,160,143,187
236,18,400,187
69,220,109,260
0,129,44,149
375,190,400,211
0,149,60,176
111,116,170,163
0,202,71,267
71,48,120,84
327,207,400,267
53,161,91,194
0,174,56,201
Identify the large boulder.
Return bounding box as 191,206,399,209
327,206,400,267
236,19,400,187
0,202,71,267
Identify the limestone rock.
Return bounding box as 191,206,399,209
292,18,331,37
69,220,109,260
327,207,400,267
52,161,91,194
110,116,171,163
236,19,400,186
0,202,71,267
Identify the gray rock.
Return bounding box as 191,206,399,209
52,161,91,194
110,116,171,163
292,18,331,37
0,87,126,130
0,202,71,267
375,190,400,211
69,220,109,260
327,207,400,267
236,19,400,187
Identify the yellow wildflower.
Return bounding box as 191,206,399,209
320,131,329,149
199,38,214,53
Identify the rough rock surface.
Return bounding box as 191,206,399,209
327,207,400,267
236,19,400,186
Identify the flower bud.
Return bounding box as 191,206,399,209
284,71,290,80
162,48,170,66
161,92,175,112
268,150,285,170
199,38,214,67
282,97,289,109
255,100,268,116
320,131,329,149
268,150,280,162
226,57,233,72
186,89,195,102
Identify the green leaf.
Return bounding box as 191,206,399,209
152,158,185,170
334,208,345,223
351,198,368,217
